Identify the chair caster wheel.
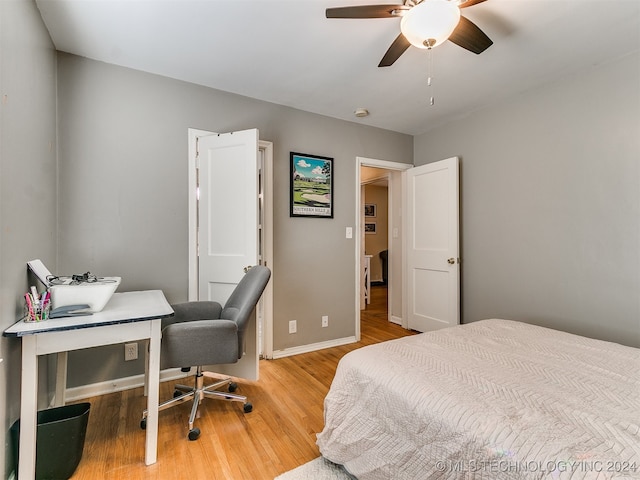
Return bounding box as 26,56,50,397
188,428,200,441
228,382,238,392
243,402,253,413
140,418,147,430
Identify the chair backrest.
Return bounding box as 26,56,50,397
221,265,271,358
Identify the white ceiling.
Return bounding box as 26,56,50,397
35,0,640,135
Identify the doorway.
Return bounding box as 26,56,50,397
361,170,390,311
355,157,412,341
356,156,460,337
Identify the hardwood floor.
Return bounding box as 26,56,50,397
70,286,415,479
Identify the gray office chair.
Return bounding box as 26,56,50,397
140,265,271,440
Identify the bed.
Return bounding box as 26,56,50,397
316,319,640,479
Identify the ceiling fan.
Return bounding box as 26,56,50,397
326,0,493,67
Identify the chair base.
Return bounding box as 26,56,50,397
140,367,252,440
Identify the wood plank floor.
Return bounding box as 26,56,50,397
70,286,415,479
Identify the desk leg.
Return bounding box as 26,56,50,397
54,351,68,406
18,337,38,480
145,319,161,465
143,339,149,397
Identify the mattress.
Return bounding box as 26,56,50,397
317,319,640,479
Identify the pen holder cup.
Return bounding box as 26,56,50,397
11,402,91,480
23,298,51,322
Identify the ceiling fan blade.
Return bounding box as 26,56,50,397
448,15,493,54
378,33,411,67
326,4,408,19
459,0,488,8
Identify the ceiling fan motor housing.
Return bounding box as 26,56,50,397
401,0,461,49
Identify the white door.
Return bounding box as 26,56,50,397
406,157,459,332
198,129,259,299
197,128,260,379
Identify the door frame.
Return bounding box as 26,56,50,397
187,128,274,358
355,157,412,340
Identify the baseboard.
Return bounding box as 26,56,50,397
65,337,358,400
64,368,191,403
271,336,357,359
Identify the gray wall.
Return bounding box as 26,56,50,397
56,53,413,387
0,0,58,475
414,52,640,347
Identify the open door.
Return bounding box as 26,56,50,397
195,128,260,379
406,157,460,332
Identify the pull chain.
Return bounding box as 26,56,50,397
427,45,435,106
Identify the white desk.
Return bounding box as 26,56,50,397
3,290,173,480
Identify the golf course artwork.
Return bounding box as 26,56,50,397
290,152,334,218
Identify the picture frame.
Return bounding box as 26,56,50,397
365,222,377,234
364,203,377,217
290,152,334,218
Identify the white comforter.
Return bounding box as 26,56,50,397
317,319,640,479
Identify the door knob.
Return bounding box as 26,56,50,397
243,265,253,273
447,258,455,265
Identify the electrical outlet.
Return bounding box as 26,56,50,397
322,315,329,328
289,320,297,334
124,342,138,361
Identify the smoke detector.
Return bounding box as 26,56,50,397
354,108,369,118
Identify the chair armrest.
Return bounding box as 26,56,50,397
162,301,223,329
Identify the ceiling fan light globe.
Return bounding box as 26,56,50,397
400,0,461,49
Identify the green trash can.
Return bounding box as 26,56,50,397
11,402,90,480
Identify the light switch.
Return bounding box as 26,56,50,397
346,227,353,239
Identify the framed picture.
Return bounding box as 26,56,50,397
290,152,333,218
365,222,377,234
364,203,377,217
